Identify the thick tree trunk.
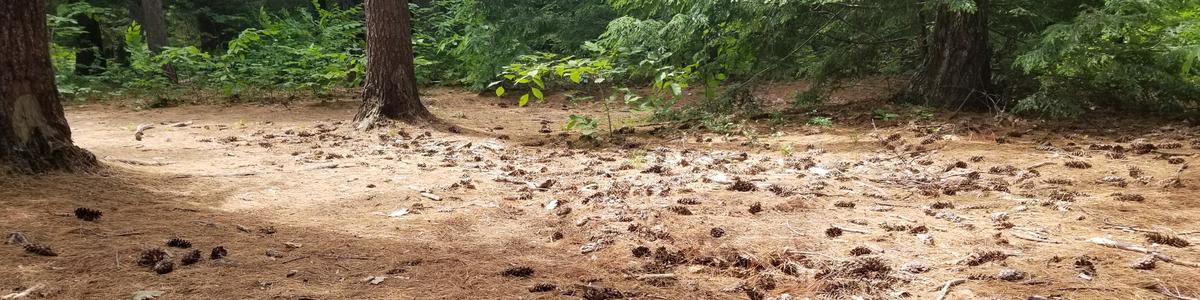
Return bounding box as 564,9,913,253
354,0,432,130
138,0,178,84
906,0,992,111
0,0,97,174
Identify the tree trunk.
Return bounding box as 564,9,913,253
0,0,97,174
73,9,107,76
906,0,992,111
138,0,178,84
354,0,432,130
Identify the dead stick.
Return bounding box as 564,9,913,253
1088,237,1200,268
1010,232,1060,244
935,279,966,300
1,283,44,299
1026,162,1055,170
635,273,677,280
281,256,310,264
835,226,871,234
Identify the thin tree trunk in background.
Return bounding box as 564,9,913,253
73,10,106,76
139,0,178,84
0,0,97,174
354,0,432,130
906,0,992,111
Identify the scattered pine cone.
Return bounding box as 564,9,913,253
631,246,651,258
529,283,557,293
833,201,856,208
748,202,763,214
848,246,873,256
23,243,57,257
944,161,968,172
710,227,726,238
181,249,202,265
728,179,757,192
210,246,228,260
153,259,175,274
929,201,954,209
1112,193,1145,202
825,227,844,238
167,238,192,249
1064,161,1092,169
1168,157,1186,165
1129,166,1145,178
502,266,534,277
1130,255,1156,270
1131,142,1156,154
138,249,169,267
667,206,693,216
1145,232,1190,248
74,207,102,222
962,250,1008,266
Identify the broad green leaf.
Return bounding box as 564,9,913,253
570,70,582,83
495,86,506,97
670,83,682,96
532,88,544,100
519,94,530,107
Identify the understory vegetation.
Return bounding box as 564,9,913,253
49,0,1200,122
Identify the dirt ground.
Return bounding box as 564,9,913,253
2,84,1199,300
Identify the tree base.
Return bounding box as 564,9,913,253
2,145,97,175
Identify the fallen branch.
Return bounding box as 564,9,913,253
1101,223,1163,234
1148,281,1200,300
1010,232,1061,244
635,273,677,280
134,124,154,141
281,256,310,264
834,226,871,234
1088,237,1200,268
104,156,172,166
934,279,966,300
1026,162,1055,170
174,172,259,178
321,255,375,261
1,283,43,299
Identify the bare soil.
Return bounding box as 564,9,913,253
2,84,1199,300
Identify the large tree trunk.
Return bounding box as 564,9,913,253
0,0,97,174
138,0,178,84
906,0,992,111
354,0,432,130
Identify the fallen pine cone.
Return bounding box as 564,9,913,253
23,243,57,257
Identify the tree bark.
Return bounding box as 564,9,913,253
906,0,992,111
138,0,178,84
354,0,432,130
0,0,97,174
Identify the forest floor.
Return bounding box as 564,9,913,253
2,82,1199,300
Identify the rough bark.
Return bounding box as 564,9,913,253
906,0,993,111
138,0,178,83
0,0,97,174
354,0,432,130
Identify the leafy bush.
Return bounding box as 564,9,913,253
1015,0,1200,116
